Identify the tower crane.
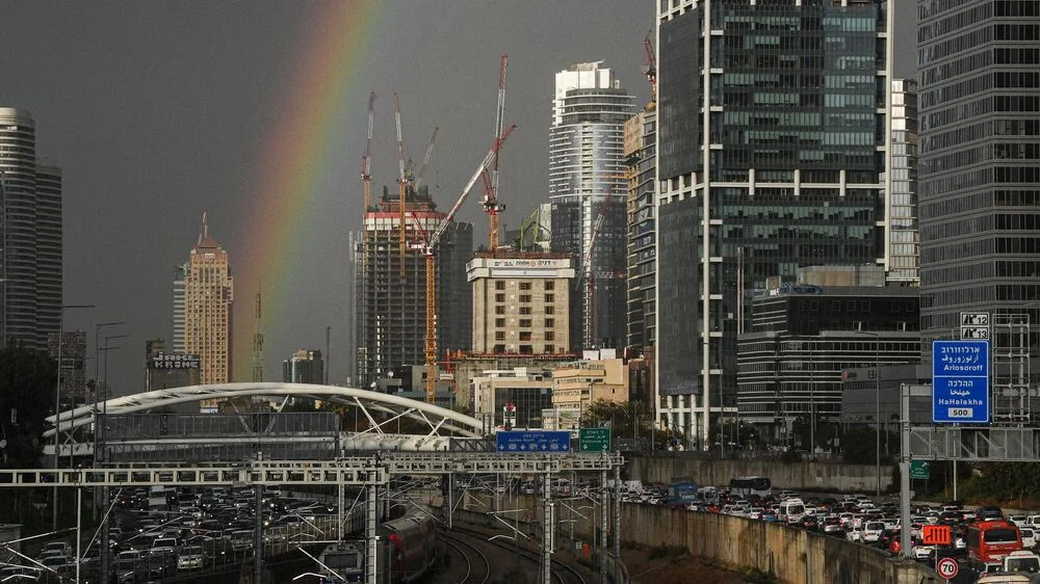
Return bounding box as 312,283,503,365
360,91,376,214
412,124,517,403
581,213,605,350
393,93,409,277
481,55,509,251
415,126,439,190
643,33,657,102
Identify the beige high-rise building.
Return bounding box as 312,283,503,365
182,212,233,389
467,251,575,356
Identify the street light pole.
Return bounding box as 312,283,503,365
94,322,125,410
52,303,94,531
875,338,881,496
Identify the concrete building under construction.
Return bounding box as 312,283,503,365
353,184,472,388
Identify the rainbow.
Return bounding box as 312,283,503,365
233,0,380,379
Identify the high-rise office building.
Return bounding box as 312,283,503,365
887,79,920,286
181,213,233,388
918,1,1040,341
548,62,635,352
918,0,1040,421
624,105,657,354
655,1,894,446
353,185,472,387
171,263,187,354
36,165,62,347
282,349,325,384
0,108,63,350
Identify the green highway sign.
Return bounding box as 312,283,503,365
579,427,611,452
910,460,930,480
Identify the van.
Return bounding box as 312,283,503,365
778,499,806,524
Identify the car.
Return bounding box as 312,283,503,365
978,506,1005,521
1023,528,1038,549
912,545,934,561
176,546,204,570
862,521,885,543
1010,515,1029,526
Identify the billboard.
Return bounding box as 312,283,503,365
150,352,200,370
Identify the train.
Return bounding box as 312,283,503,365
315,506,440,584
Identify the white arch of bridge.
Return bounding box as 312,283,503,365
43,382,485,439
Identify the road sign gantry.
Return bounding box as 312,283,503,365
0,451,624,488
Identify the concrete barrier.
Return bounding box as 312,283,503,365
459,493,936,584
627,455,895,493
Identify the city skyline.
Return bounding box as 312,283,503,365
0,1,915,393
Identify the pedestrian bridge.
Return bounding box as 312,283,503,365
43,382,488,457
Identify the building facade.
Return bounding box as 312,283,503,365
353,185,472,387
0,108,63,350
182,213,233,387
737,286,921,442
282,349,325,384
918,1,1040,358
470,367,555,430
47,330,86,408
551,353,630,429
468,252,575,355
887,79,920,286
655,0,895,447
625,105,657,354
171,263,187,354
548,62,635,352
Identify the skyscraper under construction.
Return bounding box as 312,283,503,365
353,184,472,388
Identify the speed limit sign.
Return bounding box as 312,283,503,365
936,557,959,580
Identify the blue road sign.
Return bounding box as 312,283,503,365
932,340,989,423
495,430,571,453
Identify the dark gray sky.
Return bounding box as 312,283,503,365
0,1,915,393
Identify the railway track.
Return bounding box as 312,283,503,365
439,529,492,584
446,525,588,584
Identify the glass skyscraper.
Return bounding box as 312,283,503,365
0,107,63,351
548,62,635,352
918,0,1040,421
655,0,895,446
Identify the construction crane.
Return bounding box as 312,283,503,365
415,126,439,190
643,33,657,102
360,91,376,214
481,55,509,251
413,124,517,403
393,93,409,277
581,213,605,350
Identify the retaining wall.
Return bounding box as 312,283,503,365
627,455,896,492
460,493,936,584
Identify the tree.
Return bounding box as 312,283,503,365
0,347,57,467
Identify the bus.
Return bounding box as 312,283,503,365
729,476,772,498
967,520,1023,565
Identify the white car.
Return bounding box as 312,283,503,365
1010,514,1028,526
1021,528,1037,549
862,521,885,543
845,527,863,543
912,545,934,561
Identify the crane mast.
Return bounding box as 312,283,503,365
394,93,408,277
420,124,516,403
361,91,376,215
582,213,605,350
643,34,657,102
482,55,509,251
